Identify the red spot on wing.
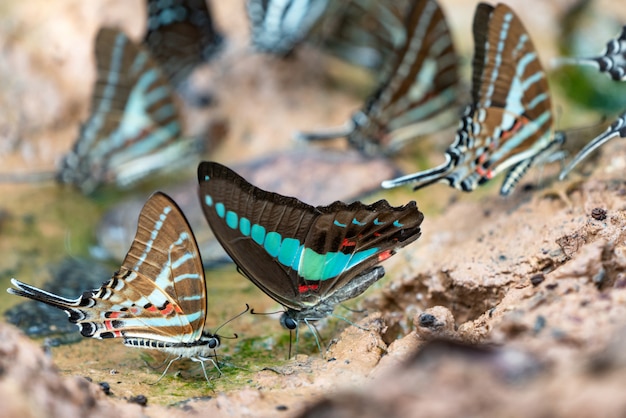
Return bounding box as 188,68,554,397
160,302,175,316
341,238,356,249
501,118,527,140
104,320,114,331
298,284,319,294
146,305,158,313
377,250,393,262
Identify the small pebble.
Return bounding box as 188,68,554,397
128,395,148,406
530,273,545,286
418,313,437,328
591,208,607,221
99,382,111,396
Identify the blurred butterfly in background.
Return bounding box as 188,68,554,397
197,161,423,351
297,0,461,155
383,2,565,196
58,27,209,194
8,192,242,382
311,0,412,74
145,0,224,89
245,0,330,56
554,25,626,81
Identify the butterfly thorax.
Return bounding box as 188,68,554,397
347,111,391,156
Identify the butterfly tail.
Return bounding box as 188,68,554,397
560,114,626,180
8,279,90,324
294,120,356,143
381,153,456,190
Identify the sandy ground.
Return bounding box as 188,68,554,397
3,0,626,417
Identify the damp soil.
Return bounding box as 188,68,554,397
3,1,626,417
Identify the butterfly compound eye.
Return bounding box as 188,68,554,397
209,336,220,349
280,313,298,330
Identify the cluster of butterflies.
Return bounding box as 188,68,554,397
7,0,626,382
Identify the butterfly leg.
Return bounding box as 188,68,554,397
152,355,182,384
303,319,325,356
331,312,369,331
193,352,222,383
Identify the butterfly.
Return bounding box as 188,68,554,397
311,0,412,74
296,0,461,156
245,0,330,55
559,111,626,179
145,0,224,88
58,27,205,194
8,192,233,382
382,2,565,196
197,161,423,343
556,25,626,82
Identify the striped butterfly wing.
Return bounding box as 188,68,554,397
382,2,564,195
8,193,207,344
298,0,461,155
58,28,183,194
197,162,423,312
312,0,410,74
557,26,626,81
145,0,224,87
560,111,626,179
114,192,207,342
246,0,330,55
353,0,460,153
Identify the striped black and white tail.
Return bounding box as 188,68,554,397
8,279,98,336
555,26,626,81
560,111,626,179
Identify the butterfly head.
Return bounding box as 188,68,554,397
280,312,298,330
200,331,221,350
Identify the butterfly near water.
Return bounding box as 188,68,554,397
145,0,224,89
296,0,461,156
382,2,565,196
555,25,626,82
8,192,236,382
57,27,206,194
246,0,330,55
197,161,423,349
559,111,626,179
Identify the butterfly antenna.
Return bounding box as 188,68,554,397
214,303,250,338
